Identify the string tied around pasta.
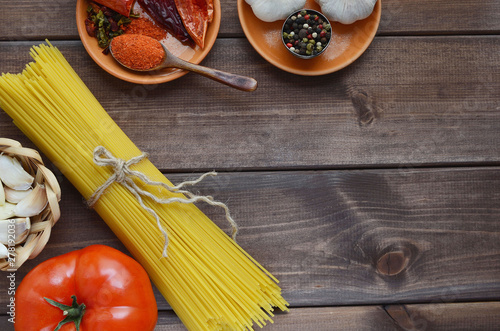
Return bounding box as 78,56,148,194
87,146,239,257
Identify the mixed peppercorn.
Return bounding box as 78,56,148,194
282,10,331,58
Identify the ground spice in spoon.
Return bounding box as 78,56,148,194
110,34,165,70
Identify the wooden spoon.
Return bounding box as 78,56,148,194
109,35,257,92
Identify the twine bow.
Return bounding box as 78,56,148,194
87,146,238,257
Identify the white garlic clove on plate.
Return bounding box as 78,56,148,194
315,0,377,24
4,187,33,204
245,0,306,22
0,154,34,191
14,184,48,217
0,217,30,245
0,202,16,219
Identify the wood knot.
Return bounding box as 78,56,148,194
349,89,379,127
376,250,410,276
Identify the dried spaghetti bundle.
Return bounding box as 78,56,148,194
0,41,288,330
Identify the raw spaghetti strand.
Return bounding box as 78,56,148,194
0,41,289,331
87,145,239,257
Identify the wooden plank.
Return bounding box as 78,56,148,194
383,302,500,331
0,167,498,309
378,0,500,35
1,37,499,170
1,302,499,330
155,302,500,331
1,1,500,40
152,302,500,330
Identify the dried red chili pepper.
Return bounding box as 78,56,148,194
137,0,192,44
207,0,214,23
92,0,136,17
174,0,210,48
110,34,165,70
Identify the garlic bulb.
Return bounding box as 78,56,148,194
315,0,377,24
245,0,306,22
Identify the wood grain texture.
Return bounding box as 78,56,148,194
1,37,499,171
0,0,499,329
0,168,498,310
378,0,500,35
1,302,499,330
1,0,500,40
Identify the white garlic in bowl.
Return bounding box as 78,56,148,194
0,153,38,246
245,0,306,22
315,0,378,24
0,138,61,271
0,154,34,191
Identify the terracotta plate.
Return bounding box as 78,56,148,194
238,0,381,76
76,0,221,84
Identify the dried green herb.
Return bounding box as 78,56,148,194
85,2,133,52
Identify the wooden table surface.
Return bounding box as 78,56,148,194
1,0,500,330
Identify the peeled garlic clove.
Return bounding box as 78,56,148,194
0,202,16,219
0,180,4,206
14,184,47,217
0,154,34,190
0,243,8,259
4,187,32,204
0,217,30,245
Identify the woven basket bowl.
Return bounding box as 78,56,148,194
0,138,61,271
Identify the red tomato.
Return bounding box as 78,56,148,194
15,245,157,331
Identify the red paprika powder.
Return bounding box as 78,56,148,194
124,17,168,41
110,34,165,70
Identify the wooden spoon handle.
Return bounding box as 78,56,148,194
173,59,258,92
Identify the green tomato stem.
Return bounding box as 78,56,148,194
44,295,86,331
